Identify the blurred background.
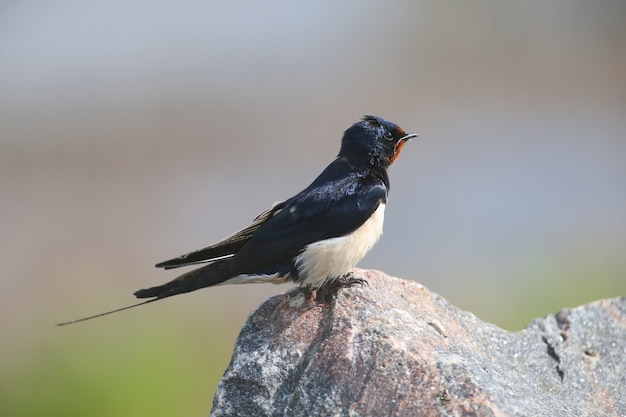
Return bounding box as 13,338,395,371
1,1,625,415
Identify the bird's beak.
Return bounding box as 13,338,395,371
390,132,417,163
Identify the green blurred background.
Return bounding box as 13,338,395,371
1,1,625,415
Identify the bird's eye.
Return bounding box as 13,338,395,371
384,131,394,141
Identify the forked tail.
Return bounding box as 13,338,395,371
134,259,231,299
56,259,232,326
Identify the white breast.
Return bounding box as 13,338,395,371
295,203,385,288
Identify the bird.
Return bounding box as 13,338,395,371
57,115,416,326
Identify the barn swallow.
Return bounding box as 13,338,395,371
57,115,416,325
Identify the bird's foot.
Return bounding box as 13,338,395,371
333,272,369,288
316,272,368,301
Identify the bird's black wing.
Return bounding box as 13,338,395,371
229,172,387,275
155,202,285,269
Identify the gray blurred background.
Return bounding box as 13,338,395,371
1,1,625,415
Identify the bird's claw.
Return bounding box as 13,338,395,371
337,274,369,288
317,272,369,300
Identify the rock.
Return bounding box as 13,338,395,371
210,269,626,417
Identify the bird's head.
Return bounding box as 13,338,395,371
339,115,417,169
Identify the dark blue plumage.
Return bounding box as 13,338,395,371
56,115,416,325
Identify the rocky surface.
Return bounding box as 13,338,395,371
210,269,626,417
